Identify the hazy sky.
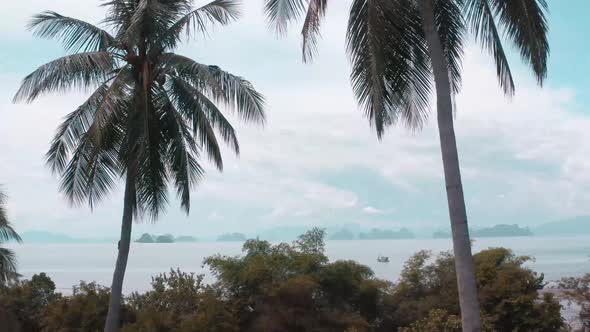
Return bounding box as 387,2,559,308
1,0,589,238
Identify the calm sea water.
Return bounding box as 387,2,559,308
7,236,590,294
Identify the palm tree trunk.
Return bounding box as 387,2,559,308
104,174,135,332
419,1,482,331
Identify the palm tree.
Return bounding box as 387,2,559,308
14,0,265,330
0,189,22,285
264,0,548,330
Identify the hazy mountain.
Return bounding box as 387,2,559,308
534,216,590,236
432,224,532,238
358,228,415,240
175,235,198,242
217,233,247,242
20,231,116,244
329,229,355,240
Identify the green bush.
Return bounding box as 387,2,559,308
42,281,134,331
0,272,61,332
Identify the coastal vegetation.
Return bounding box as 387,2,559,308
0,229,563,331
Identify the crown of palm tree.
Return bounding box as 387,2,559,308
14,0,266,220
265,0,548,137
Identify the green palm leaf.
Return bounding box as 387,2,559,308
13,52,116,103
28,11,117,52
152,0,240,54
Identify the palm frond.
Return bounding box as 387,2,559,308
119,0,188,47
0,247,19,285
464,0,514,95
155,88,205,212
490,0,549,85
60,137,122,208
0,191,22,244
46,82,112,174
264,0,306,34
347,0,431,138
13,52,116,103
161,54,266,123
301,0,328,62
435,0,465,95
169,78,224,170
86,67,134,147
28,11,116,53
101,0,137,33
347,0,389,136
135,98,169,220
152,0,241,54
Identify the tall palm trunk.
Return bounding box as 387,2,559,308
419,1,481,331
104,173,135,332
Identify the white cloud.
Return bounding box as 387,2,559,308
362,206,384,215
1,0,589,236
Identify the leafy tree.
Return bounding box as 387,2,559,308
263,0,549,329
385,248,563,331
0,189,22,285
42,281,135,332
0,273,61,332
123,269,238,331
15,0,265,329
205,228,385,331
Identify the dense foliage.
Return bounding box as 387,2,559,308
0,230,564,331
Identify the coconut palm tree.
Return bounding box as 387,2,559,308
14,0,265,330
0,189,22,285
264,0,548,330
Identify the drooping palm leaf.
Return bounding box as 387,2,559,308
301,0,328,62
0,247,19,285
0,191,21,244
347,0,431,137
490,0,549,84
435,0,465,95
152,0,240,54
265,0,307,34
464,0,514,95
155,88,205,212
28,11,117,53
161,54,266,123
13,52,116,103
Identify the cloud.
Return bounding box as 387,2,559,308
362,206,385,215
0,0,588,237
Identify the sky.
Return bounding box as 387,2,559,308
0,0,589,238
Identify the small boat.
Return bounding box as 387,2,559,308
377,255,389,263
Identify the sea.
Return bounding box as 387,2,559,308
6,236,590,294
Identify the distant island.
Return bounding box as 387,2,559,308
358,228,415,240
474,224,532,237
135,233,198,243
217,233,247,242
329,229,355,240
433,224,532,238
